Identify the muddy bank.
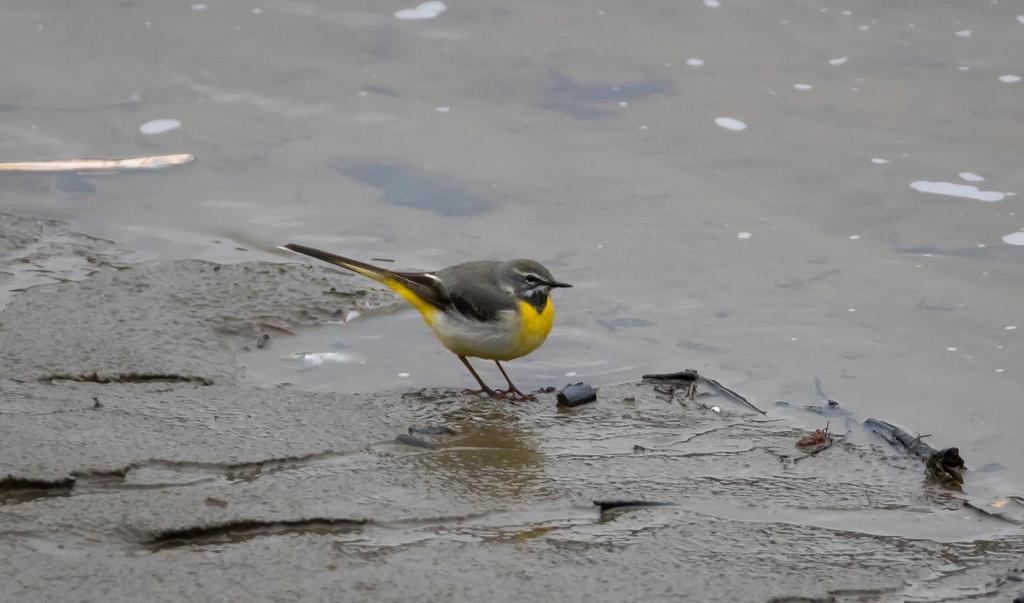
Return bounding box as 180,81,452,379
2,218,1023,601
3,377,1024,602
0,213,393,385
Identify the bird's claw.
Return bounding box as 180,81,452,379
494,388,536,402
462,387,510,401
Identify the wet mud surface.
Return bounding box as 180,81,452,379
2,216,1024,602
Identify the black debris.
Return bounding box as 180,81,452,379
593,500,676,512
408,425,456,436
641,370,698,382
557,382,597,407
395,433,440,450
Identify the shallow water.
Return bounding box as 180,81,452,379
1,0,1023,598
9,0,1018,476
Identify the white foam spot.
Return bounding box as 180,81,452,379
435,106,451,113
686,58,704,66
736,231,752,239
829,56,849,66
1002,232,1024,245
711,406,721,413
344,310,361,322
398,372,411,378
999,74,1022,83
394,1,446,20
793,83,813,91
703,0,720,7
958,172,984,182
715,117,747,131
946,347,958,352
252,8,262,15
849,234,860,240
955,30,971,37
139,118,181,135
297,352,351,367
995,368,1006,373
618,101,628,107
191,3,208,10
1005,325,1018,330
910,181,1005,202
848,308,856,312
790,337,798,342
565,371,577,377
1019,15,1024,25
870,157,890,165
958,65,970,71
858,24,869,31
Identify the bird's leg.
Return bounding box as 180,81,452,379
458,355,502,399
493,361,536,401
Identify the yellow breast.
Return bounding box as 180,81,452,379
510,297,555,359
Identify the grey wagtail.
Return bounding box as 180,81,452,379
281,243,572,400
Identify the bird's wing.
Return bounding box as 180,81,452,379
389,271,450,310
440,281,517,322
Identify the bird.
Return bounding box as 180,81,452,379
280,243,572,400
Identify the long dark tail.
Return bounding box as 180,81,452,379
281,243,448,314
280,243,392,283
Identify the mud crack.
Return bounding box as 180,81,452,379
39,372,214,385
145,518,367,549
0,475,75,504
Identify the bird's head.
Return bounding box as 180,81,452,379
499,259,572,311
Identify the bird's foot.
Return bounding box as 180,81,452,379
494,387,536,402
461,387,506,400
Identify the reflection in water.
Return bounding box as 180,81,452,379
407,408,549,501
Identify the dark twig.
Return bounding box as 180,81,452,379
699,377,767,415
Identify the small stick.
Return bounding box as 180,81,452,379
0,153,195,172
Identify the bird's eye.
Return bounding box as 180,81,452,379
525,274,539,284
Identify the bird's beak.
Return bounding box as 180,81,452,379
548,280,573,288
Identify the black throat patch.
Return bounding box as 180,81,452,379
524,288,548,314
